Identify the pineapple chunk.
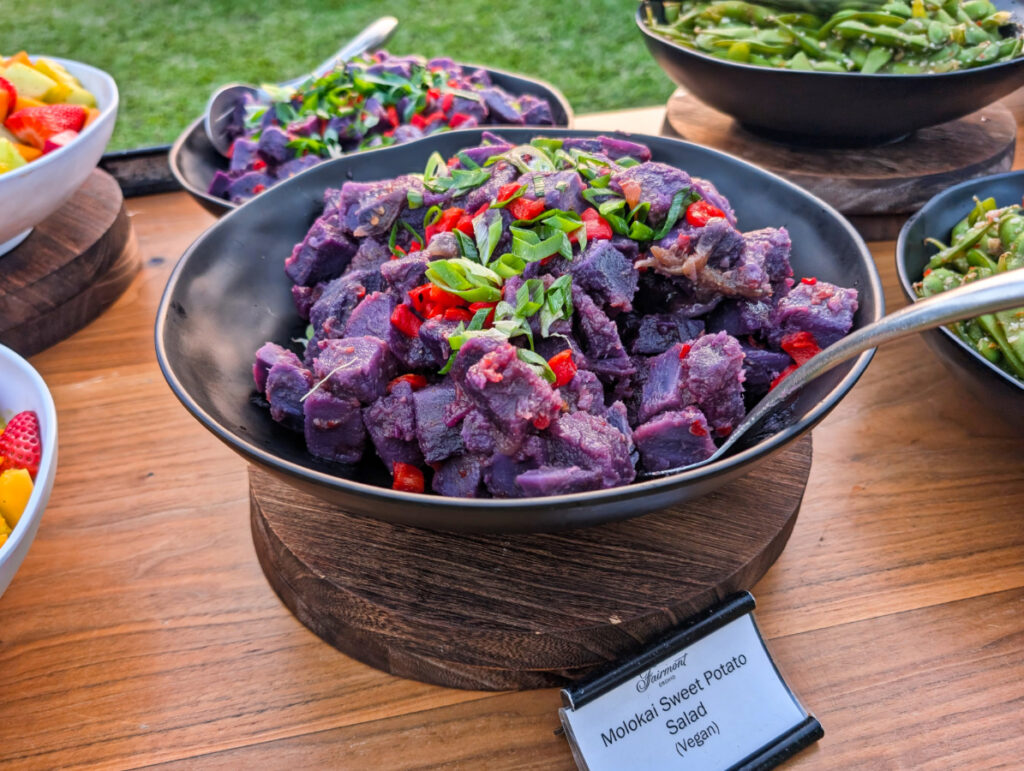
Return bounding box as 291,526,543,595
0,137,27,174
0,468,33,527
1,61,57,100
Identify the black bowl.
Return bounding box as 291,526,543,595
896,170,1024,422
156,128,883,533
169,64,573,217
637,2,1024,145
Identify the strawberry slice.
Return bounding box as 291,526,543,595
0,77,17,122
5,104,86,150
0,411,41,479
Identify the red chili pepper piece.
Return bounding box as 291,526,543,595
408,241,422,253
252,184,266,194
355,285,366,299
388,373,429,393
678,343,692,360
386,105,399,128
392,462,425,493
449,112,473,128
410,113,428,130
408,284,433,315
444,307,473,322
426,87,440,101
424,110,446,125
468,301,497,327
441,92,454,113
390,304,422,337
685,200,727,227
532,414,551,431
455,216,475,236
508,196,545,221
801,276,817,286
689,422,708,437
430,284,465,308
226,141,235,159
436,207,465,232
497,183,523,203
780,330,822,366
548,349,577,388
770,364,798,390
252,159,267,171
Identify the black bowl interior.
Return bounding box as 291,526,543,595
169,63,573,217
156,128,883,533
637,1,1024,145
896,169,1024,412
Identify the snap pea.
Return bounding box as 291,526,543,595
833,21,931,51
862,45,894,73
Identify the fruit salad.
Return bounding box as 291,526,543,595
0,411,40,547
0,52,99,176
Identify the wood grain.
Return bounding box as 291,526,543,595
250,438,810,690
0,169,140,357
665,90,1016,224
0,110,1022,769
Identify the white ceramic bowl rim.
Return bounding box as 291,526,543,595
0,345,57,560
0,55,119,184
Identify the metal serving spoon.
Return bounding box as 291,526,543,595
204,16,399,156
640,268,1024,480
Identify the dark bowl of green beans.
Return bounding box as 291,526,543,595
897,170,1024,419
638,0,1024,145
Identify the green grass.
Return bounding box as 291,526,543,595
7,1,675,150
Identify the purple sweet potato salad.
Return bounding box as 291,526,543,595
209,51,556,204
252,133,859,497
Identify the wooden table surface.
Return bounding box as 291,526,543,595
1,107,1023,770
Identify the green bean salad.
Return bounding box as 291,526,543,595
917,196,1024,380
643,0,1023,73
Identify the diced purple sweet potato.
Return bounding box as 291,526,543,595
284,210,358,286
339,175,422,237
769,280,859,348
303,390,365,464
690,177,737,225
228,138,260,173
482,436,547,498
546,411,635,488
388,322,437,371
562,135,652,163
254,342,302,393
570,240,638,313
707,299,773,338
265,359,313,432
451,339,563,449
227,171,274,204
634,407,717,473
308,269,383,337
560,369,605,415
432,454,484,497
519,170,586,213
344,292,395,340
610,162,692,226
479,87,525,124
571,286,634,385
311,336,396,404
515,465,603,496
627,312,705,356
380,254,428,295
741,345,792,394
363,381,423,469
418,317,460,368
277,155,321,180
413,383,464,463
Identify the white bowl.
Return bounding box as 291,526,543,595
0,55,119,255
0,344,57,598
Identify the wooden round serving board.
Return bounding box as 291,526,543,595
250,434,812,691
665,89,1016,240
0,169,140,357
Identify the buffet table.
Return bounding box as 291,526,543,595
1,107,1022,769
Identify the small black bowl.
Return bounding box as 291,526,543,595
896,170,1024,421
637,1,1024,146
156,127,883,533
169,64,573,217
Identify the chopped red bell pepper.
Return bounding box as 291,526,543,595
390,304,422,337
497,183,523,203
689,422,708,437
532,413,552,430
252,184,266,195
386,105,399,128
455,203,490,236
581,207,613,240
424,110,446,125
468,301,497,327
770,364,798,390
685,200,727,227
801,276,817,286
430,284,465,308
678,343,692,360
441,92,454,113
443,307,473,322
448,112,473,129
392,462,425,493
407,240,422,253
410,113,428,130
426,87,440,101
388,374,429,393
408,284,434,315
548,350,577,388
780,331,821,366
508,196,545,221
252,159,267,171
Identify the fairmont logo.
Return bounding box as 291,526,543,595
635,653,688,693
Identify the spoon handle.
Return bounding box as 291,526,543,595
281,17,399,89
716,268,1024,460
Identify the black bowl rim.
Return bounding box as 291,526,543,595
156,127,884,512
635,3,1024,80
895,167,1024,393
168,61,574,214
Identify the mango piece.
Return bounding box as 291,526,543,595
1,62,57,100
0,137,27,174
83,107,101,128
34,58,79,88
0,468,32,527
0,514,9,548
14,94,45,111
3,51,31,68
